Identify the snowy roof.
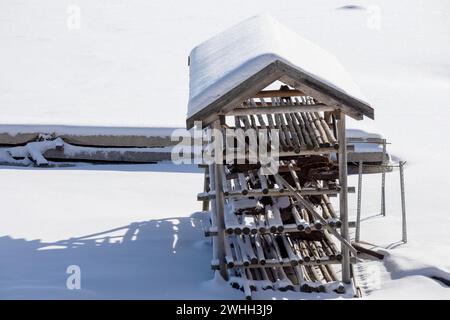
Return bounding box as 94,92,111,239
187,14,373,128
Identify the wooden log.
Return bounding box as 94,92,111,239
321,195,341,227
300,112,321,150
282,114,302,153
320,200,336,228
243,235,259,265
224,235,235,268
281,235,299,266
323,231,342,261
292,105,314,149
261,235,284,264
264,205,278,233
285,112,306,150
273,174,285,193
270,235,286,264
319,264,333,283
298,240,311,262
275,113,295,151
298,207,312,234
221,166,230,196
266,113,288,152
306,112,325,146
259,267,273,289
237,172,248,195
224,207,240,235
311,112,331,147
230,236,244,266
253,236,267,265
291,240,304,265
275,267,295,291
291,206,307,231
272,106,291,151
308,241,321,262
240,268,253,300
257,172,269,194
287,160,302,191
243,215,258,235
234,236,251,267
255,213,268,233
352,242,384,260
315,112,338,147
271,205,285,233
320,239,336,260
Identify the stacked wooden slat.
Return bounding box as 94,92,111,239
232,97,338,153
201,92,349,299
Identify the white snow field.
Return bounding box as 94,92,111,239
1,0,450,299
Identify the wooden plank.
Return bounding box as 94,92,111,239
253,89,304,98
232,257,357,268
227,104,335,116
352,242,384,260
347,151,384,162
338,112,351,284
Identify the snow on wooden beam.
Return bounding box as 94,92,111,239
225,104,335,116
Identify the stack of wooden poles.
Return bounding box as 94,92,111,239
202,95,348,299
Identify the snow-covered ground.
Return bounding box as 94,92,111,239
1,0,450,299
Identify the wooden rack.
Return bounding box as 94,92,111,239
200,89,358,299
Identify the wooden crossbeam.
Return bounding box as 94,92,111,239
253,89,304,98
226,104,334,116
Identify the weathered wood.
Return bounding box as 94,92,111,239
352,242,384,260
270,171,357,256
227,104,334,116
253,89,303,98
338,112,351,284
213,120,227,279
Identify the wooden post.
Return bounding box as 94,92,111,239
355,161,363,242
202,166,210,212
212,119,227,279
338,111,351,284
400,161,407,243
381,139,386,216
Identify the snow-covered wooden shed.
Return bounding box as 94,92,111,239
188,14,375,298
187,14,373,129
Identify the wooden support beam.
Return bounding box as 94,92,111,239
226,104,335,116
212,120,227,279
338,111,351,284
253,89,304,98
232,257,357,268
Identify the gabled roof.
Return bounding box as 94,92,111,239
186,14,374,128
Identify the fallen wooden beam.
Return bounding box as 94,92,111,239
352,242,384,260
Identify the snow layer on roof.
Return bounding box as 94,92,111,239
187,14,368,118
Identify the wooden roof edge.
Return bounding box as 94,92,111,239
186,60,374,129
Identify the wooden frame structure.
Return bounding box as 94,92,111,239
189,63,374,298
186,14,375,300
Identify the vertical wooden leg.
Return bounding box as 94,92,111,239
355,161,363,243
381,139,386,216
400,161,407,243
338,111,351,284
202,166,210,212
213,120,227,279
